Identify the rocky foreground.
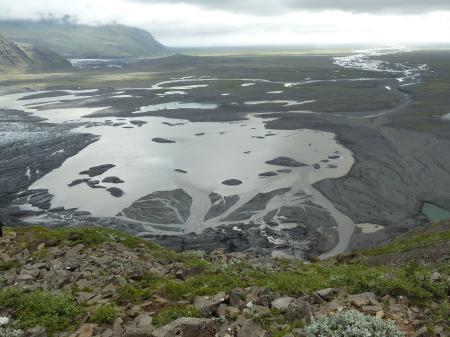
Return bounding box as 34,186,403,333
0,222,449,337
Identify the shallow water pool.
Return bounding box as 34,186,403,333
422,203,450,222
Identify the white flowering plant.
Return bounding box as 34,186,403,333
305,310,404,337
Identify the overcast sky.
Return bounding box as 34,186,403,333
1,0,450,47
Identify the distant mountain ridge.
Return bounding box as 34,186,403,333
0,34,72,73
0,20,169,59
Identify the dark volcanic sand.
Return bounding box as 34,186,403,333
259,172,278,177
222,179,243,186
152,137,176,144
107,187,125,198
102,176,125,184
266,157,307,168
80,164,116,177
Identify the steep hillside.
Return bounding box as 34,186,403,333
0,34,71,73
0,221,448,336
0,20,169,59
0,34,31,72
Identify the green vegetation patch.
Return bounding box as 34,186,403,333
0,288,83,335
0,260,20,271
251,262,448,304
152,306,202,328
117,283,150,304
114,260,448,308
430,300,450,324
19,225,161,250
165,272,244,300
117,271,244,304
14,226,210,268
90,304,117,325
364,229,450,256
253,308,305,337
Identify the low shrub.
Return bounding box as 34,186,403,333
305,311,403,337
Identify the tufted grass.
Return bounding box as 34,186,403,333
0,288,82,336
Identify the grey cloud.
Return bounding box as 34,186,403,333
132,0,450,14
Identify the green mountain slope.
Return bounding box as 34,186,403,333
0,34,71,73
0,20,169,59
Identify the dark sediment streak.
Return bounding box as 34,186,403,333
0,108,98,221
